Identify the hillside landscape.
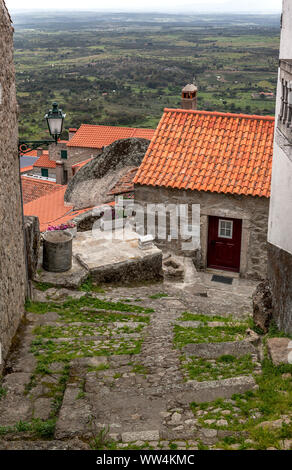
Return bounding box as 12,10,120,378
12,11,280,139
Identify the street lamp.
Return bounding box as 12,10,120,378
18,102,66,155
45,102,66,142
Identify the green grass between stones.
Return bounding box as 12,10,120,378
181,354,256,382
190,358,292,450
173,324,247,347
148,293,168,299
25,297,154,315
177,312,234,323
79,277,105,294
22,294,152,429
0,418,56,438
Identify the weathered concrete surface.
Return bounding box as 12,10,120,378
268,243,292,335
73,230,163,283
0,1,26,373
267,337,292,365
252,279,273,333
34,251,88,289
65,138,150,208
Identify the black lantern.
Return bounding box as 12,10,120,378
45,102,66,142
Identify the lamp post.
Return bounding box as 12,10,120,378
18,102,66,155
18,103,66,300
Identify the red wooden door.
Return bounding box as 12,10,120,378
207,216,242,273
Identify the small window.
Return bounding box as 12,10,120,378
41,168,49,178
218,219,233,239
61,150,68,159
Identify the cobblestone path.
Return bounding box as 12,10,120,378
0,276,291,450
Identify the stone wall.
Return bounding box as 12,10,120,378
268,243,292,334
48,142,68,162
0,1,27,373
134,184,269,279
24,216,40,280
67,147,101,180
31,167,56,179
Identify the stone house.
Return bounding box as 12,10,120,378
267,0,292,334
133,108,274,280
0,1,27,372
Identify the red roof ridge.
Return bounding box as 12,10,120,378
76,123,154,131
163,108,275,121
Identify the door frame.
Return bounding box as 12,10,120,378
207,215,243,273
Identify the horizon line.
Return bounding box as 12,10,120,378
8,8,281,14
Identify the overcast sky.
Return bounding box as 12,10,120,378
5,0,282,13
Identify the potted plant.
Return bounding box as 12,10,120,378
46,222,77,238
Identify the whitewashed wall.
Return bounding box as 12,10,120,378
268,0,292,255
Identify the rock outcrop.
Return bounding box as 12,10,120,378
252,280,273,333
64,138,150,209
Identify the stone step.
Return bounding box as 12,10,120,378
182,340,259,359
174,320,244,328
0,439,90,450
173,375,257,405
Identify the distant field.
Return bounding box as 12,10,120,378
11,12,280,139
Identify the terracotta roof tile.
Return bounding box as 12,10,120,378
21,166,34,174
107,167,138,196
67,124,155,149
23,186,92,232
33,152,56,169
133,108,274,198
23,186,114,232
21,177,63,204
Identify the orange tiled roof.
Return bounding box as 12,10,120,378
23,186,115,232
21,177,63,204
133,108,274,198
67,124,155,149
19,149,38,157
107,167,138,196
21,165,34,174
23,186,92,232
33,152,56,169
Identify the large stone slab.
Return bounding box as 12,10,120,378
74,230,163,283
174,376,257,405
34,255,88,289
182,340,258,359
267,337,292,365
54,384,93,439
